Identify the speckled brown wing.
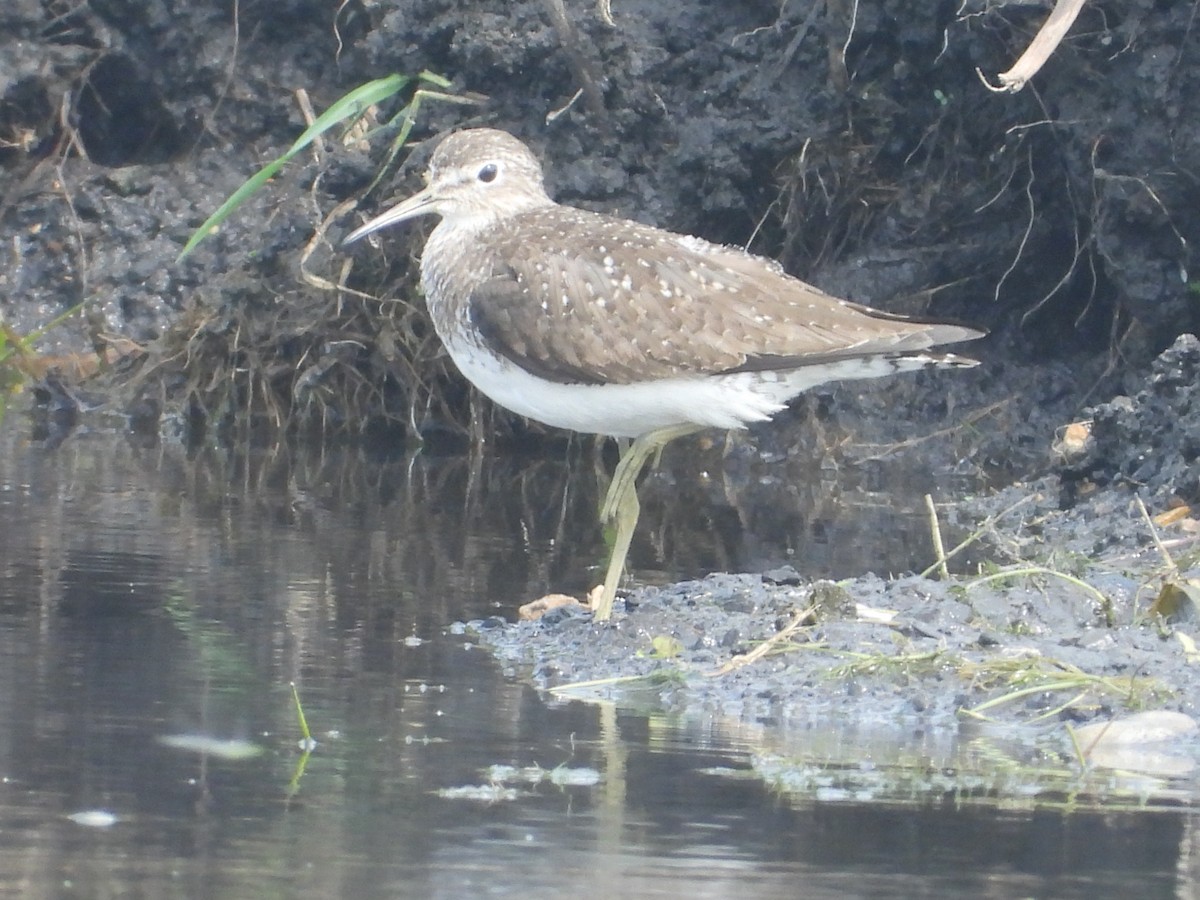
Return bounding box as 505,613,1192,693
468,207,981,386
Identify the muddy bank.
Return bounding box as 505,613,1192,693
466,337,1200,759
2,0,1198,440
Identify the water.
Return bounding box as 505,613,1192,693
0,419,1193,898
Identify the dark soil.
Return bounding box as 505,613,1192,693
4,0,1199,430
3,2,1200,763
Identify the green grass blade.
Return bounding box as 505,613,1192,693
177,158,289,260
177,73,416,261
286,73,414,156
290,681,313,743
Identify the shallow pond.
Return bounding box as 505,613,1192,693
0,417,1192,898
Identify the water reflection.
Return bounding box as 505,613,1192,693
0,421,1194,897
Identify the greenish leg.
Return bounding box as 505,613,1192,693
595,475,638,621
592,424,702,621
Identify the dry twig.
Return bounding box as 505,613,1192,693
705,603,817,677
978,0,1088,93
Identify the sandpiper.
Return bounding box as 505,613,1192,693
345,128,984,620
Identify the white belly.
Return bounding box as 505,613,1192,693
443,339,922,438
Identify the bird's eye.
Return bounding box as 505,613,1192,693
477,163,499,183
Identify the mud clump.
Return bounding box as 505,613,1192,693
1059,334,1200,508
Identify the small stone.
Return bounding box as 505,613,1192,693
763,566,803,586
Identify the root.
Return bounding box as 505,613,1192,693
541,0,607,121
978,0,1089,94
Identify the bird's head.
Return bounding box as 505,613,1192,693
344,128,552,243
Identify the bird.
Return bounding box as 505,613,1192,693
344,128,984,621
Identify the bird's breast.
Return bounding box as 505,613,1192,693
420,221,498,342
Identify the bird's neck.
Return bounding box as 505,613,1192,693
420,218,501,341
420,199,555,338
